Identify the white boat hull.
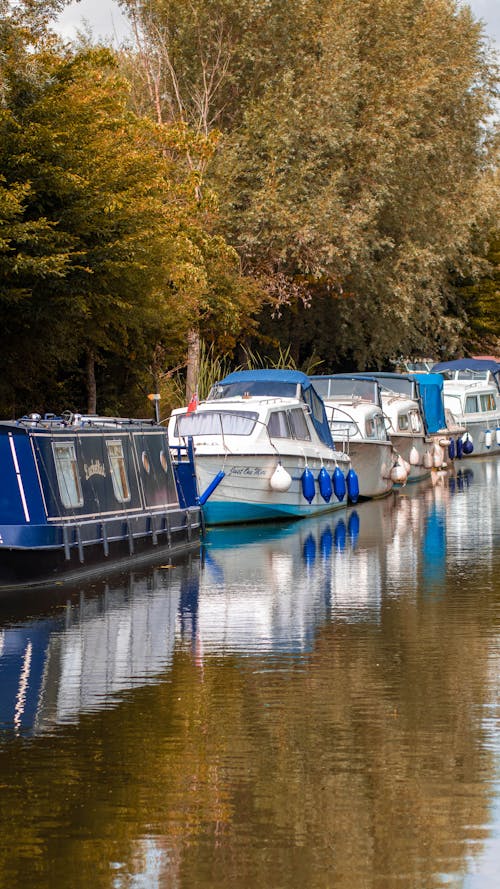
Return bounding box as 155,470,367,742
338,440,394,499
195,453,350,525
458,418,500,457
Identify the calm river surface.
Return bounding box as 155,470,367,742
1,458,499,889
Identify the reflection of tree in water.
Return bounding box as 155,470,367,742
0,561,497,889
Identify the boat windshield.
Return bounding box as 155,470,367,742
208,381,299,400
175,410,258,437
378,378,417,398
313,378,379,404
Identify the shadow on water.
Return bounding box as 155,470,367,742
0,458,499,887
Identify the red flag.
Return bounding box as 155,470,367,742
187,391,198,414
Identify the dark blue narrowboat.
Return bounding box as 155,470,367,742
0,411,201,589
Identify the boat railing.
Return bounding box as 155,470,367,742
16,412,158,430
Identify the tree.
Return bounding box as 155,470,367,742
119,0,500,369
0,2,255,415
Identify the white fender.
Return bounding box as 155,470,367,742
270,463,292,492
390,457,408,485
409,446,420,466
432,443,443,468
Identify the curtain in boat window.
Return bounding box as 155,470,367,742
465,395,479,413
267,411,291,438
52,441,83,508
177,411,258,436
106,440,131,502
288,408,311,440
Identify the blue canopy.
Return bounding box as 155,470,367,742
210,369,335,449
431,358,500,375
413,373,447,433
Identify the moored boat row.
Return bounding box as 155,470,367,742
169,359,500,527
1,357,498,587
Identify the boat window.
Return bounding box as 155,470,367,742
288,408,311,440
106,440,131,502
480,393,496,412
330,420,357,439
410,411,422,433
309,388,326,424
176,411,258,436
365,418,375,438
465,395,479,413
267,411,291,438
398,414,409,431
52,441,83,508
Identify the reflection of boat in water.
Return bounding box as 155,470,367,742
1,461,495,736
0,551,200,735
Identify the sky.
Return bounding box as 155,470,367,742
55,0,500,47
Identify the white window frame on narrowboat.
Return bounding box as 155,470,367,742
52,441,84,508
106,439,131,503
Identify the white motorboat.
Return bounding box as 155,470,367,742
310,374,399,498
356,373,436,482
431,359,500,457
168,370,355,525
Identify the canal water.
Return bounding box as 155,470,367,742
0,458,499,889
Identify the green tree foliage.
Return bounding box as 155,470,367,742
120,0,499,369
0,2,255,416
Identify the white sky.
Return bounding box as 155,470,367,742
55,0,500,47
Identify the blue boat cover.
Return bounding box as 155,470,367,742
431,358,500,375
213,369,335,449
413,373,447,433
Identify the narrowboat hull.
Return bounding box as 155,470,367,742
0,414,202,590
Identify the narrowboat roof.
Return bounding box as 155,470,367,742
0,413,160,433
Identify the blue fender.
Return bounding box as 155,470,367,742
332,466,346,501
346,469,359,504
318,466,333,502
301,467,315,503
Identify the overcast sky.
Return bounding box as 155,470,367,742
55,0,500,47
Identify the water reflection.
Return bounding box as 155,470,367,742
0,459,499,888
0,556,199,735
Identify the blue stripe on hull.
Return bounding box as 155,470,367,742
202,499,346,526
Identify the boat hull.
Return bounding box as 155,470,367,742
195,454,349,525
340,441,394,499
390,435,433,483
457,419,500,457
0,507,201,591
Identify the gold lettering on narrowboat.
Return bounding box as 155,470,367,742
83,460,106,480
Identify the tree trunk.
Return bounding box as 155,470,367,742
186,328,200,402
86,349,97,414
